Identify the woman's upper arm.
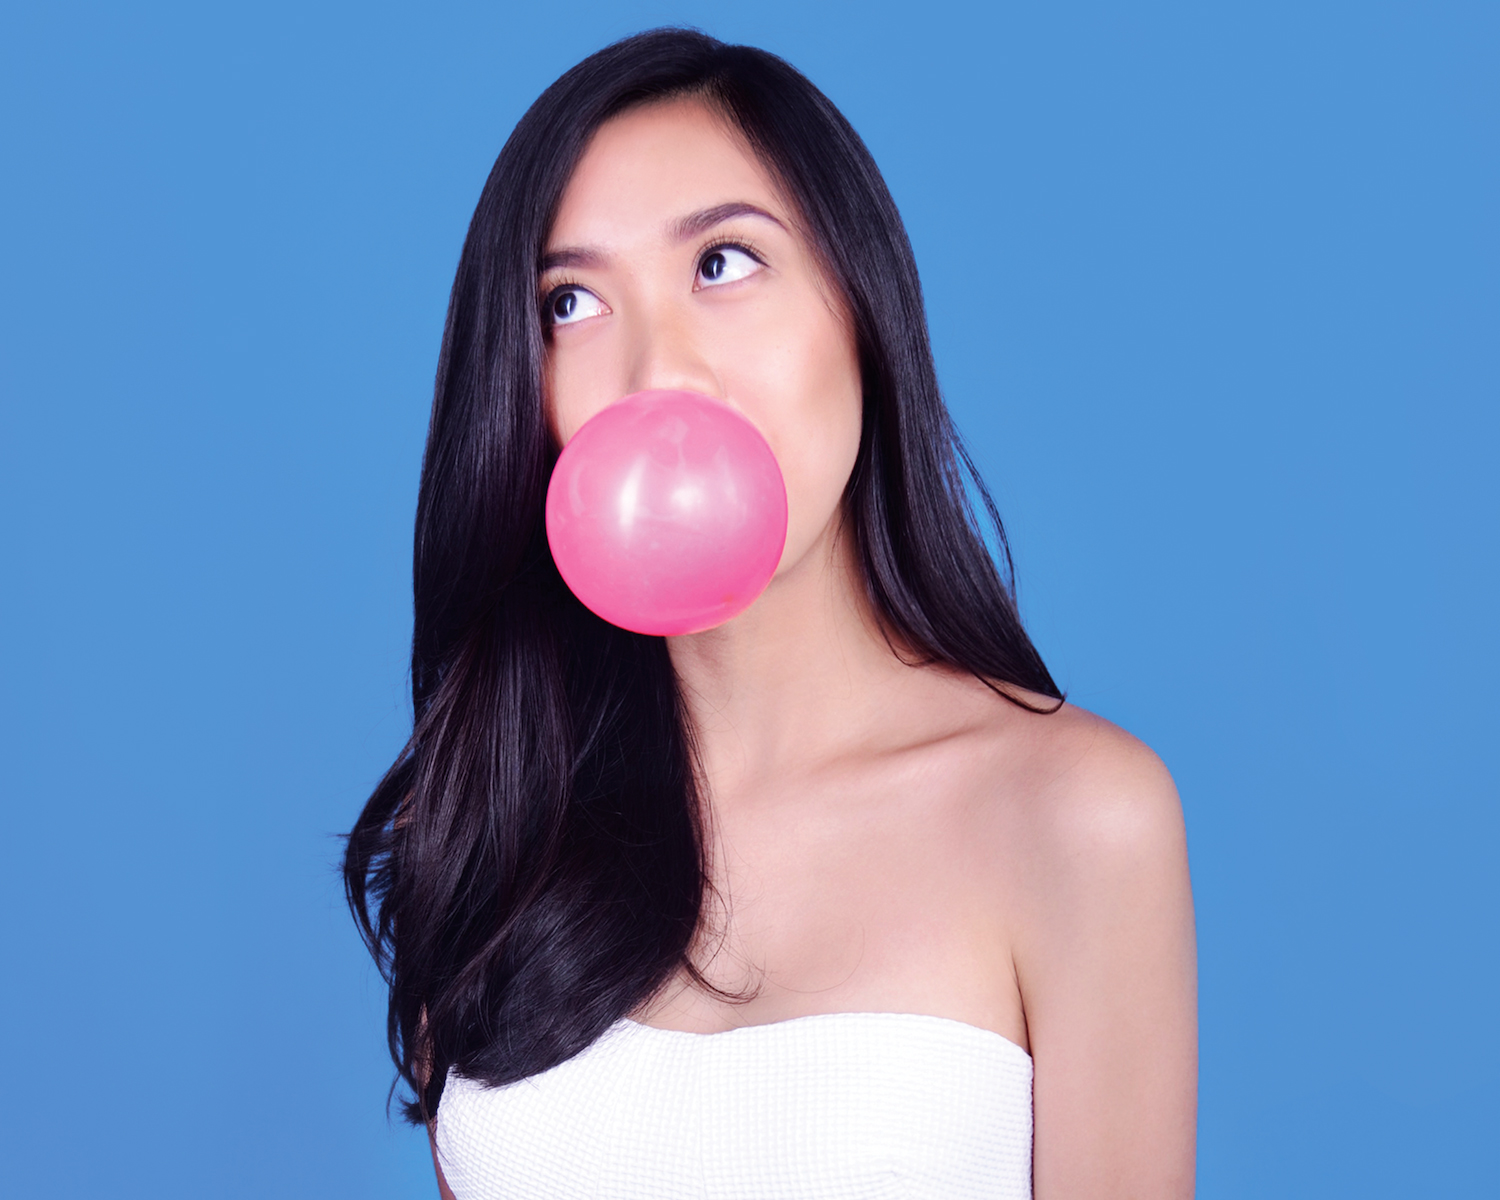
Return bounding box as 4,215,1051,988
416,1006,457,1200
429,1123,458,1200
1014,722,1198,1199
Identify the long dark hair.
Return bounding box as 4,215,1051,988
344,27,1060,1123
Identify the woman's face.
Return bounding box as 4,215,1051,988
540,97,864,581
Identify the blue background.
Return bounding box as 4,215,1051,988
2,2,1494,1196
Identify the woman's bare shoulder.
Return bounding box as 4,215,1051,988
952,685,1187,900
894,669,1186,903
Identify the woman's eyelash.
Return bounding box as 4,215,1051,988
697,237,767,268
541,276,584,303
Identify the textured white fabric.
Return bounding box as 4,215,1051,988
435,1011,1033,1199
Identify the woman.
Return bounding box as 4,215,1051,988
345,28,1196,1199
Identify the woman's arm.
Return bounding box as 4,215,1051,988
1015,720,1198,1199
428,1125,458,1200
412,1004,458,1200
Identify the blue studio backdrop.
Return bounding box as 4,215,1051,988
1,2,1494,1196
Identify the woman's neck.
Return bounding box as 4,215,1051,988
667,517,915,796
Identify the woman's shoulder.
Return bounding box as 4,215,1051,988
929,676,1186,896
955,687,1191,982
1007,694,1178,837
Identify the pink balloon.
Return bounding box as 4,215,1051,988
545,390,789,636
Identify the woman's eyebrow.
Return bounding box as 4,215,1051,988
539,203,784,274
670,202,785,241
539,246,607,272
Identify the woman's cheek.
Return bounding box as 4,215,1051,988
545,330,626,445
738,325,861,570
765,398,859,573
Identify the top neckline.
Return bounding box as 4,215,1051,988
619,1010,1032,1062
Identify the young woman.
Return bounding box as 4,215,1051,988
345,28,1196,1200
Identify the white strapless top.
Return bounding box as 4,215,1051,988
434,1011,1034,1199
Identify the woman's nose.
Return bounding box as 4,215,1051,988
621,303,723,400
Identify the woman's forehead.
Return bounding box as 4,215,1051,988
547,98,786,251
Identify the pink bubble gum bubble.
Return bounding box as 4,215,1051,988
545,389,790,637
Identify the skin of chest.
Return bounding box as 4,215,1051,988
633,684,1049,1053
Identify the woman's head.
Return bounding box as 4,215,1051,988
417,27,1041,669
542,96,863,583
348,28,1059,1123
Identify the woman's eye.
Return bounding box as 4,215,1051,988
696,245,763,289
546,286,607,326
